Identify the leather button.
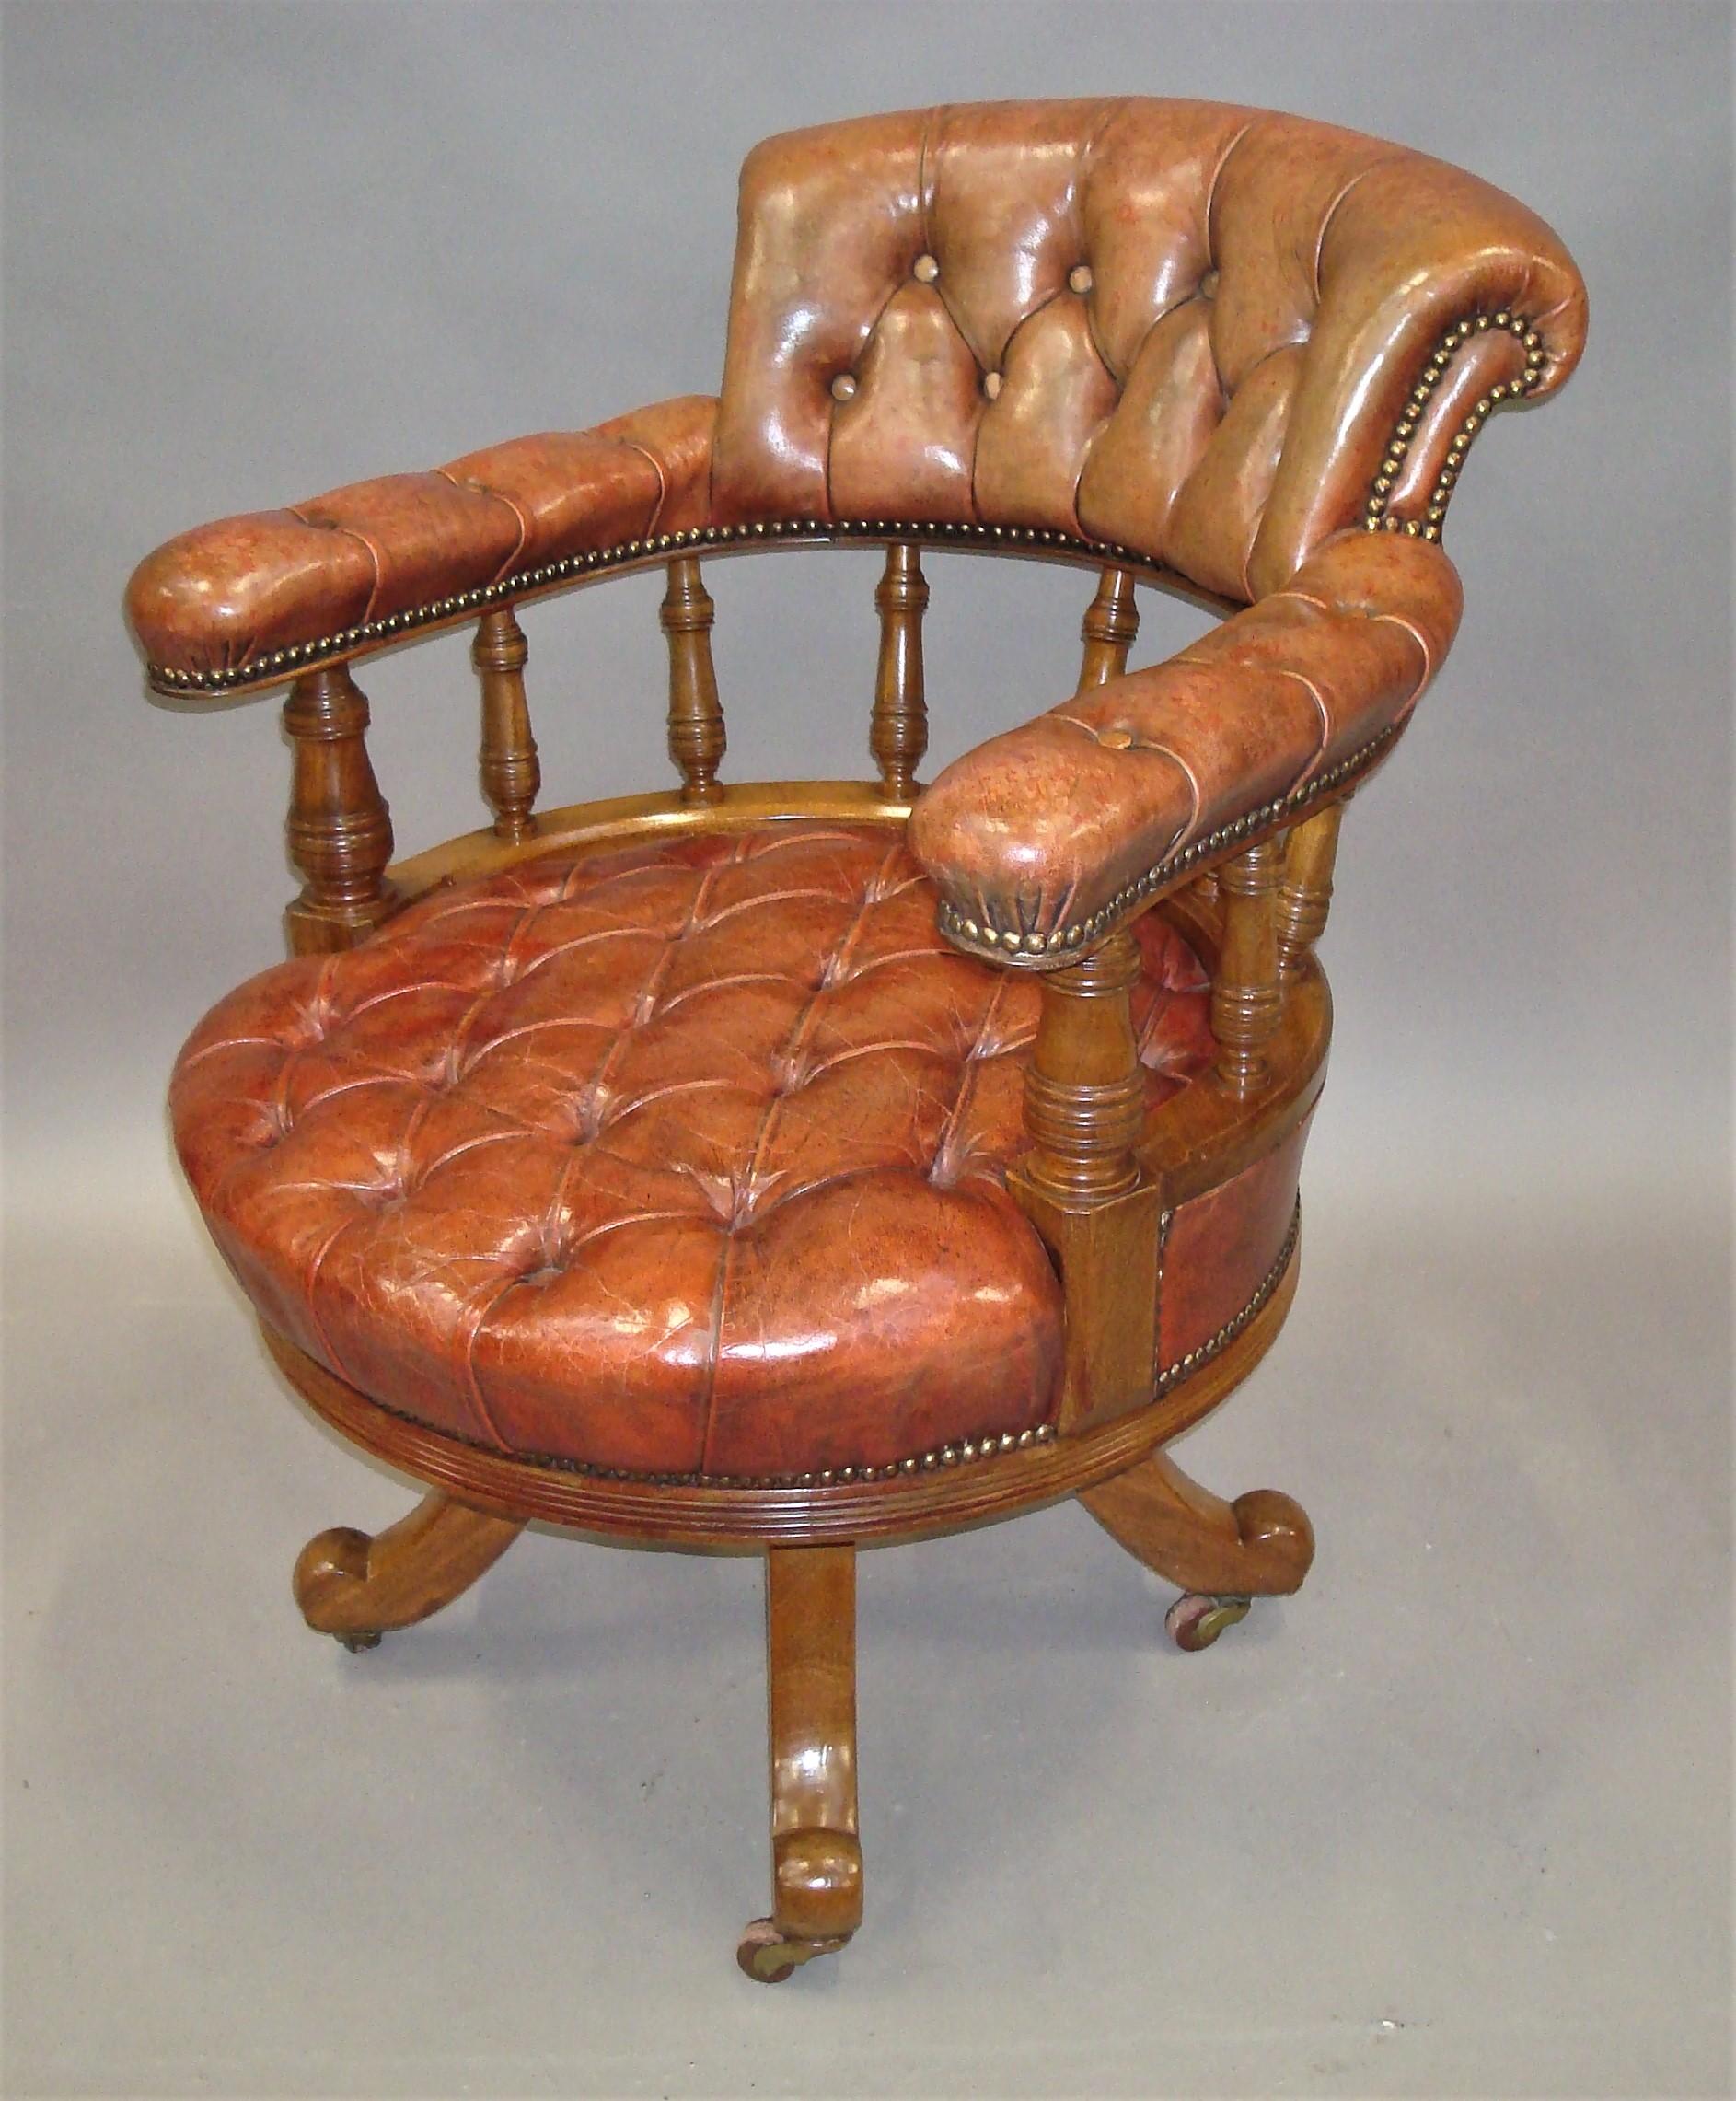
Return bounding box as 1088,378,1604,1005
830,374,858,402
982,371,1002,401
1068,264,1094,295
1098,726,1134,749
913,253,940,283
1199,269,1221,299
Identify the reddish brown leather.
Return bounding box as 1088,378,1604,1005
170,823,1214,1480
712,100,1586,596
908,528,1462,946
126,397,716,681
1158,1115,1312,1371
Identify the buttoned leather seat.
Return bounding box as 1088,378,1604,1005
130,99,1586,1980
172,820,1214,1481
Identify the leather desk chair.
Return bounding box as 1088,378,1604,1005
129,100,1586,1981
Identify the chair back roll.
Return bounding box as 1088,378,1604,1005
711,99,1587,602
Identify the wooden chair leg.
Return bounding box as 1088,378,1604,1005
737,1544,862,1982
1080,1447,1314,1652
293,1491,525,1651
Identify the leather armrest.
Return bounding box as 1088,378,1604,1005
126,396,715,695
908,530,1463,962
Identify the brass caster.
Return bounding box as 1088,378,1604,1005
336,1629,383,1653
735,1917,850,1984
1166,1593,1252,1652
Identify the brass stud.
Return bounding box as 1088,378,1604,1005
1098,725,1134,749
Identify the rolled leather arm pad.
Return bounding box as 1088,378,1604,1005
908,529,1463,961
126,396,716,691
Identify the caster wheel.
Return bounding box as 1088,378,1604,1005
736,1919,799,1983
336,1629,383,1653
735,1916,848,1983
1166,1593,1252,1652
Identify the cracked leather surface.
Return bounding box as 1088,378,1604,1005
127,99,1584,705
908,527,1463,945
171,823,1214,1478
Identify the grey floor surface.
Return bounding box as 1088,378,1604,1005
5,1109,1730,2100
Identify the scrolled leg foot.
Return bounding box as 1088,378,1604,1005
1081,1447,1315,1624
744,1546,862,1980
294,1492,525,1646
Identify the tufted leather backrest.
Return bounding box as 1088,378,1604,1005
712,100,1587,602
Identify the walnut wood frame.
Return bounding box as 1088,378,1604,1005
170,541,1347,1981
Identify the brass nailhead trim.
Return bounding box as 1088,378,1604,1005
1361,309,1545,543
148,314,1547,698
1152,1197,1300,1395
350,1206,1301,1494
145,517,1168,697
935,725,1397,965
355,1406,1060,1492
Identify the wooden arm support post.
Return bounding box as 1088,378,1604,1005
1277,799,1346,977
870,542,928,800
661,557,725,805
474,606,540,842
1077,565,1140,690
1211,838,1283,1094
1009,928,1161,1434
282,666,397,956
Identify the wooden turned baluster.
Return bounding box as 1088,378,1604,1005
1212,839,1283,1094
1277,800,1346,977
870,542,928,799
473,606,539,842
282,666,396,956
1077,566,1139,691
660,557,724,804
1009,930,1162,1432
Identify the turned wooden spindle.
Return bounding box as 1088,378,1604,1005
660,557,724,804
473,606,539,842
282,666,396,956
1276,800,1346,977
1021,931,1147,1200
870,542,929,799
1077,566,1140,691
1211,839,1284,1094
1010,929,1161,1431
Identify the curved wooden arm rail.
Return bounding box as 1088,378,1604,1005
132,99,1584,1982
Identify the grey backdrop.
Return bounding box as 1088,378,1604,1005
4,4,1730,2097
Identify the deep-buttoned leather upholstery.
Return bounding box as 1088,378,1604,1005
909,526,1462,949
145,106,1587,1489
126,99,1585,700
171,823,1213,1480
712,100,1584,598
126,398,714,683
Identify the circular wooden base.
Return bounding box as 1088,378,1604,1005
260,1234,1297,1550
